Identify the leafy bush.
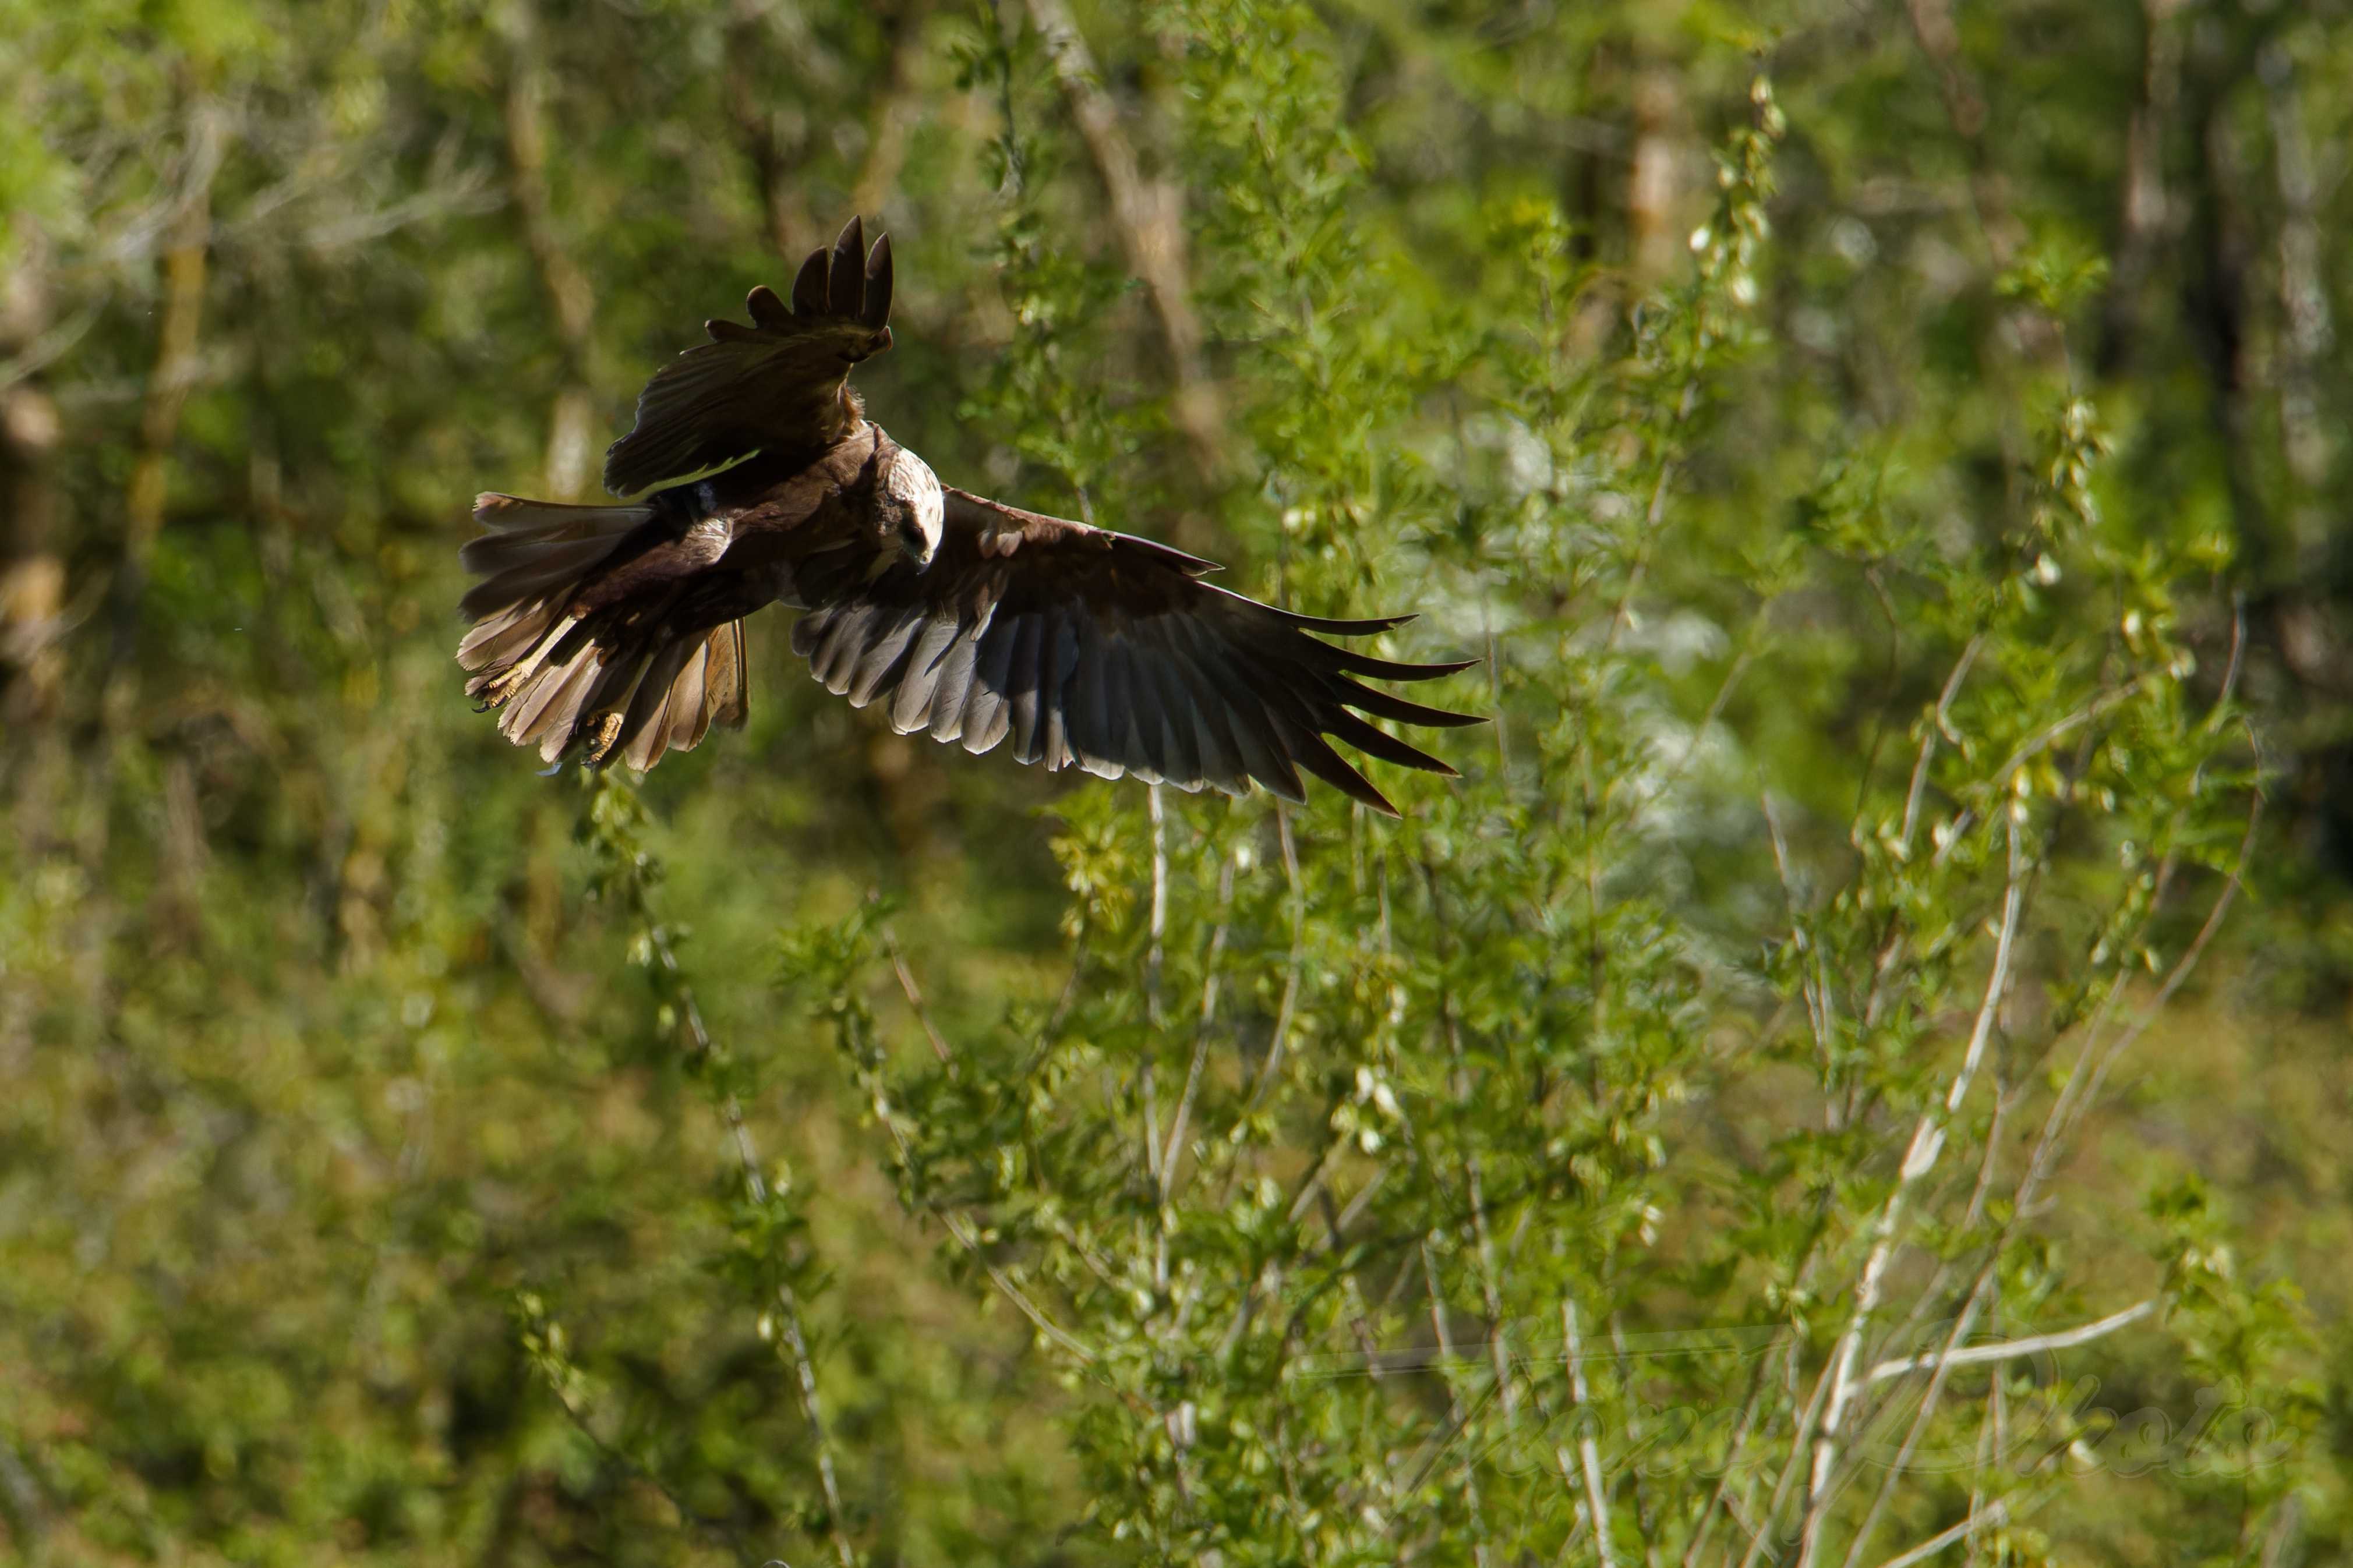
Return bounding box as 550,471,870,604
0,1,2335,1564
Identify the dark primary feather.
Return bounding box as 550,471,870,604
789,487,1481,815
602,217,896,497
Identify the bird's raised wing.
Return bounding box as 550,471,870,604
788,487,1482,815
602,217,895,497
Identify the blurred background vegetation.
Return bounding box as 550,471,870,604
2,0,2350,1564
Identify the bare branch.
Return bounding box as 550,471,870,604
0,303,99,392
1603,380,1700,653
535,1335,765,1565
1761,790,1836,1096
1245,806,1305,1112
110,93,227,675
1900,635,1982,853
1839,1258,2001,1568
1142,784,1168,1198
0,234,69,723
502,0,598,500
648,924,856,1568
722,3,814,263
2015,787,2260,1220
852,0,935,217
1865,1299,2157,1386
1161,850,1236,1188
1560,1300,1621,1568
1871,1500,2008,1568
1681,1326,1790,1567
1023,0,1224,469
1796,813,2027,1568
876,915,953,1065
1421,1240,1493,1561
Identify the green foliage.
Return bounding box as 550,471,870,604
749,27,2298,1562
5,0,2350,1565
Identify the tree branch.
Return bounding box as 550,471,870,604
1796,813,2027,1568
650,923,857,1568
1560,1299,1620,1568
503,0,598,500
111,93,227,675
0,229,66,724
1871,1501,2008,1568
852,0,935,218
1864,1299,2157,1386
1023,0,1224,471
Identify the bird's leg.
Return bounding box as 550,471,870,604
475,613,583,709
582,710,628,764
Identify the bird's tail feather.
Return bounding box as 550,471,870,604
458,494,656,620
455,493,748,770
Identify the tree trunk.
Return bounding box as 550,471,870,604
0,231,63,725
504,0,600,501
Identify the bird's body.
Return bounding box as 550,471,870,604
457,218,1479,812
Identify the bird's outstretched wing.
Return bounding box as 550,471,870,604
602,217,895,497
789,487,1483,815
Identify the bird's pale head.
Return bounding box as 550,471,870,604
881,444,944,570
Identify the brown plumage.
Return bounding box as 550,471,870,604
456,217,1481,814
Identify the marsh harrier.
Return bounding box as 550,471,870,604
455,219,1478,813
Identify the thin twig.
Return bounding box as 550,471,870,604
651,925,856,1568
1245,806,1306,1111
1422,1241,1493,1566
1761,792,1835,1098
1899,636,1983,853
1162,851,1236,1188
1843,1072,2036,1567
1838,1258,2003,1568
0,303,99,392
2013,787,2259,1219
1865,1299,2156,1386
1870,1500,2008,1568
1417,854,1518,1432
2204,594,2247,735
1561,1300,1621,1568
1143,785,1169,1195
850,0,935,216
876,915,953,1065
500,0,598,500
1984,681,2149,799
1681,1325,1789,1567
1146,783,1170,1021
109,93,225,677
1040,926,1090,1043
1654,646,1755,801
1603,380,1701,652
863,1072,1099,1365
1023,0,1224,469
1734,1333,1842,1568
539,1354,765,1566
1795,814,2027,1568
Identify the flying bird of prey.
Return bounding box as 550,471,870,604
455,218,1479,814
